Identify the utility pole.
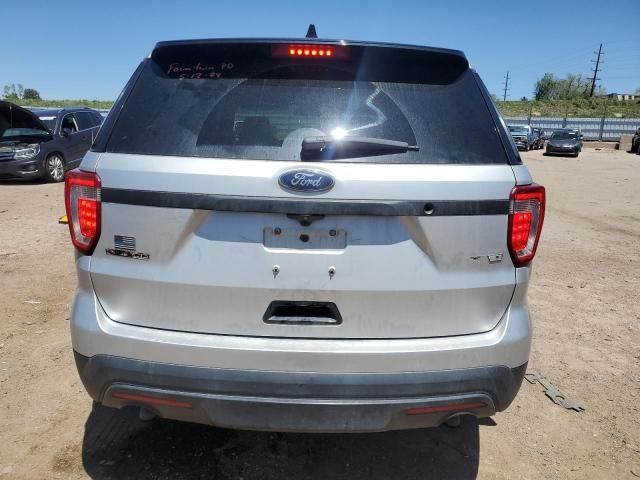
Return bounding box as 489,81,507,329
589,43,603,97
503,71,510,101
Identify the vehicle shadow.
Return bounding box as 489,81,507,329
82,403,481,480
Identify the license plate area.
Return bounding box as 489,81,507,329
263,227,347,249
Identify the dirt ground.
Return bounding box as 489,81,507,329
0,148,639,479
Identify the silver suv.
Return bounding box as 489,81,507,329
65,38,545,432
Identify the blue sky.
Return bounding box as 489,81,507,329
2,0,638,100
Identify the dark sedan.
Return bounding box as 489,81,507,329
545,129,582,157
0,102,103,182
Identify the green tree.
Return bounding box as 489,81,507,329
534,73,557,100
22,88,41,100
3,84,19,99
2,83,25,100
534,73,603,101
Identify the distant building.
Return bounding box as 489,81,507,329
600,93,637,101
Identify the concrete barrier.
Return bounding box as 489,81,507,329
618,134,633,151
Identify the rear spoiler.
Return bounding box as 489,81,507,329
149,39,469,85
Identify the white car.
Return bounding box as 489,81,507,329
65,37,545,432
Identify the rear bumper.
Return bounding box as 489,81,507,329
75,352,526,432
70,257,533,431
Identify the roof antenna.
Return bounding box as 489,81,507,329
306,24,318,39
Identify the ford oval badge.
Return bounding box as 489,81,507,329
278,169,335,194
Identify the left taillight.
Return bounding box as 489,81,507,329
508,183,545,267
64,169,101,255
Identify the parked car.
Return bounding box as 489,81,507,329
532,128,546,149
508,124,535,151
567,128,583,139
631,128,640,154
545,129,582,157
0,102,103,182
66,37,545,432
530,129,540,149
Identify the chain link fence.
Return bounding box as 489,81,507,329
504,116,639,141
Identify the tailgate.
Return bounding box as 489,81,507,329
87,39,518,339
90,155,516,339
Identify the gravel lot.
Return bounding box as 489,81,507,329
0,148,639,479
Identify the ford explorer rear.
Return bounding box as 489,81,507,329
66,37,544,432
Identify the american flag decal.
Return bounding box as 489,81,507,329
114,235,136,252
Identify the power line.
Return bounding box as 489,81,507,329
598,53,640,60
498,44,597,76
589,43,604,97
600,75,639,80
493,41,636,79
503,71,510,101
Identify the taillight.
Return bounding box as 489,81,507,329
508,183,545,267
271,44,348,59
64,169,101,255
288,46,333,57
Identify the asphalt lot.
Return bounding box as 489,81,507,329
0,147,639,479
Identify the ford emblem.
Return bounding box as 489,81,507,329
278,169,335,194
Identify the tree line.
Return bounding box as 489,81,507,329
533,73,606,101
3,84,41,100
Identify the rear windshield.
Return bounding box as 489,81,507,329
1,128,50,139
104,42,507,164
37,114,57,130
551,132,577,140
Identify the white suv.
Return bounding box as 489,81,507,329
65,38,545,432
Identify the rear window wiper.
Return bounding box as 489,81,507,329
301,136,419,161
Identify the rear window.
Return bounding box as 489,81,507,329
92,112,104,125
75,111,96,130
551,132,577,140
104,42,507,164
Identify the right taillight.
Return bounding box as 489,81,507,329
508,183,545,267
64,169,101,255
